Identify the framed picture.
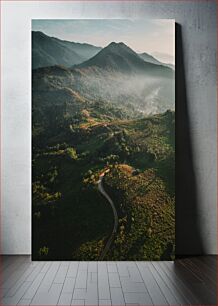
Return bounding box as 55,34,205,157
32,19,175,260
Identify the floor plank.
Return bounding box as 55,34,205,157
57,292,72,305
2,281,32,305
161,261,200,304
148,262,182,305
31,283,63,305
0,256,216,305
137,262,169,305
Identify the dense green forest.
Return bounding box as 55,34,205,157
32,98,175,259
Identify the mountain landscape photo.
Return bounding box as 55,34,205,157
32,19,175,260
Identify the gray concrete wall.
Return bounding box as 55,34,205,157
1,1,217,254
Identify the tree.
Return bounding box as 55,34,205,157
66,147,78,160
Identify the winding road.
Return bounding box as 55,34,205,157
98,172,118,260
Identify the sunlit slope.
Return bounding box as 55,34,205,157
32,100,175,260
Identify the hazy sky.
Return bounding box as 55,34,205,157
32,19,175,64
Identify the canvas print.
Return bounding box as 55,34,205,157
32,19,175,260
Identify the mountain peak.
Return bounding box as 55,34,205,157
104,41,134,54
76,41,147,73
107,41,127,47
76,41,173,78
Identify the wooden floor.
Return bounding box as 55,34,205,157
0,256,217,305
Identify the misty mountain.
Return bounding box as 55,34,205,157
138,52,162,65
32,31,102,69
164,63,175,70
139,52,175,70
76,42,173,78
33,41,175,117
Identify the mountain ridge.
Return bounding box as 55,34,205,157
32,31,174,70
32,31,102,69
139,52,162,65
